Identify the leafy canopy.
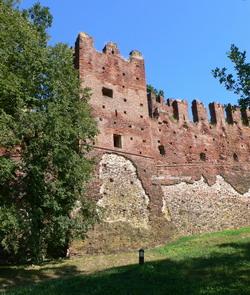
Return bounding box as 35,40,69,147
213,45,250,109
0,1,98,263
147,84,165,98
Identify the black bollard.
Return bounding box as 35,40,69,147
139,248,144,265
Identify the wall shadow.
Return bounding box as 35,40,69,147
1,241,250,295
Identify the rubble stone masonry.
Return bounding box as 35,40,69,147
73,32,250,254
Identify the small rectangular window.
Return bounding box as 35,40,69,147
102,87,113,98
158,145,166,156
113,134,122,148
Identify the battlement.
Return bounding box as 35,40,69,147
75,32,144,63
75,32,250,164
149,94,249,127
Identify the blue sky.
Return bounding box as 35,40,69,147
21,0,250,109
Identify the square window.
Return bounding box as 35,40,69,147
102,87,113,98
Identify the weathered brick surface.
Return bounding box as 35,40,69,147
73,32,250,253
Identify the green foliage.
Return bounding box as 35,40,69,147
0,1,98,263
213,45,250,109
146,84,165,97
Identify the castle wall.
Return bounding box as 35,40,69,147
73,32,250,254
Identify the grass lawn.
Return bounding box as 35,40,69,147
1,227,250,295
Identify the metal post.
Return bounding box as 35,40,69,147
139,248,144,265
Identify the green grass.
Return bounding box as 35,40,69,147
1,227,250,295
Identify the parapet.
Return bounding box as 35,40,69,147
192,100,208,123
77,32,94,48
103,42,120,55
129,50,144,60
171,99,189,123
75,32,250,129
148,94,249,129
209,102,225,126
76,32,143,63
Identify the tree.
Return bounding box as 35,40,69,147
147,84,165,98
0,1,98,263
212,45,250,109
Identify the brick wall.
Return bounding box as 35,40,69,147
72,32,250,254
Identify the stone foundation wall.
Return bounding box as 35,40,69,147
162,175,250,235
73,153,250,254
98,153,150,228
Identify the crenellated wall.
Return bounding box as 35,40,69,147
72,32,250,254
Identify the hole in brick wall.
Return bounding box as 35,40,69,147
122,72,126,76
194,135,197,138
204,148,207,152
136,64,140,68
140,115,143,118
113,134,122,148
139,151,142,154
129,124,132,128
169,142,173,145
99,118,103,121
213,138,215,141
140,103,143,106
200,152,206,161
115,110,118,117
158,145,166,156
102,163,107,168
219,154,225,160
159,129,162,132
141,127,144,131
130,137,133,140
143,139,146,143
130,180,134,184
173,131,176,134
233,153,239,162
102,105,105,109
158,140,161,143
136,77,139,80
102,66,105,70
114,121,116,124
111,50,115,54
122,85,125,88
102,87,113,98
124,98,127,102
124,167,127,171
110,178,114,182
144,169,146,172
158,121,162,125
189,146,192,148
156,95,161,103
124,111,127,114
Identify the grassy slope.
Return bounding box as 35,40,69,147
1,227,250,295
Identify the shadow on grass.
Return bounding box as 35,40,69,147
2,241,250,295
0,264,80,292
